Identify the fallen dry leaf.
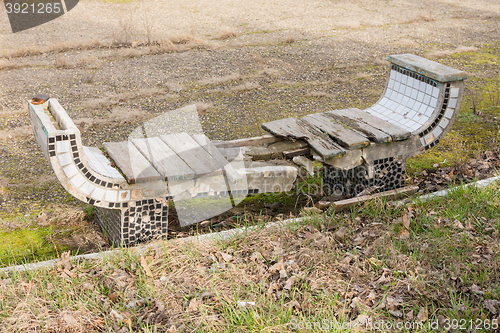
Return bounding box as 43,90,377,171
58,251,71,271
220,252,234,262
417,307,427,322
402,213,410,230
187,298,202,313
140,256,154,278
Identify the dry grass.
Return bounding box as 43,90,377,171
1,181,499,331
426,46,480,59
0,126,33,141
195,102,214,113
5,39,102,58
0,59,19,70
82,88,163,110
54,53,75,69
217,29,238,40
283,36,296,44
305,91,333,98
76,53,102,69
231,81,261,92
198,72,242,86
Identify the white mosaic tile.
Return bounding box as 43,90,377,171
432,126,443,138
105,190,118,202
63,164,78,179
91,187,105,201
450,87,460,98
70,173,86,188
439,117,450,129
433,86,440,97
426,84,433,95
444,108,454,119
58,153,72,167
390,70,396,80
57,141,70,153
423,94,431,105
448,98,457,108
420,137,426,146
80,181,95,195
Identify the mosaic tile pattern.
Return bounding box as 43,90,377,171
83,146,125,180
366,65,441,133
97,199,169,246
323,157,406,197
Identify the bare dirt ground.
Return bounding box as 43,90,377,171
0,0,499,255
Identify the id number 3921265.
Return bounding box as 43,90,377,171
5,2,62,14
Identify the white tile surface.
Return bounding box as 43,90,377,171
70,173,86,188
58,153,72,167
450,87,460,98
63,164,78,179
444,108,454,119
57,141,70,153
448,98,457,108
80,181,95,195
432,126,443,138
105,190,118,202
439,117,450,129
92,187,105,200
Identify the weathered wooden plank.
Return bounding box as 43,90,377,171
213,135,282,148
331,185,418,213
325,108,410,141
283,147,310,158
160,132,224,176
131,137,195,181
322,109,392,144
191,134,243,183
261,118,345,160
302,113,370,149
103,141,162,184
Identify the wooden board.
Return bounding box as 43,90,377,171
301,113,370,149
322,108,392,144
160,132,224,176
214,135,281,148
103,141,162,184
131,137,194,181
261,118,345,160
325,108,411,141
191,134,243,182
332,185,418,213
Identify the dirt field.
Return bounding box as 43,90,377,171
0,0,499,258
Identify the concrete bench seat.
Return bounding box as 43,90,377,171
262,54,466,196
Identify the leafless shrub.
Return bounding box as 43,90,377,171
198,72,242,85
284,36,295,44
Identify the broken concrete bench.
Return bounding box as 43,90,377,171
28,53,466,246
28,100,298,246
261,54,467,196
